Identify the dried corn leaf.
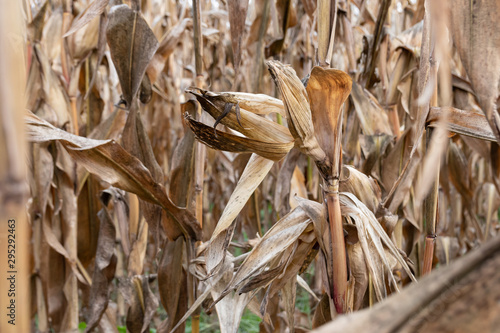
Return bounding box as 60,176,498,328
282,275,297,333
169,101,197,210
26,112,200,240
447,143,473,203
391,20,423,56
54,145,80,331
427,106,495,142
41,185,88,284
350,81,392,136
267,60,327,166
340,192,416,284
295,197,333,295
218,92,285,116
348,243,368,310
210,258,253,333
317,0,332,65
185,114,293,161
67,14,99,60
307,66,352,177
127,218,148,276
34,44,71,126
206,154,274,273
41,8,62,62
147,18,192,83
450,0,500,142
140,278,160,333
169,258,239,333
159,239,187,333
220,206,311,296
360,134,393,175
124,276,159,333
84,193,117,333
27,0,48,43
311,236,500,333
266,233,317,298
106,4,159,108
63,0,109,37
122,104,165,244
227,0,249,75
188,88,293,143
340,166,381,213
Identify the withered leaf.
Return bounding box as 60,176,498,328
26,112,200,240
312,236,500,333
125,276,159,333
169,101,197,212
188,88,293,144
122,104,165,244
185,114,293,161
84,193,117,333
427,106,495,142
64,0,109,37
106,4,159,108
307,66,352,177
27,0,48,43
147,18,192,83
210,259,253,333
450,0,500,142
207,154,274,273
267,60,328,168
159,238,187,333
350,81,392,136
339,166,381,213
227,0,249,75
219,206,311,297
67,15,99,61
312,294,331,328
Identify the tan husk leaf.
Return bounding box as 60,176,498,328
185,114,293,161
266,60,328,167
188,88,293,143
218,91,285,116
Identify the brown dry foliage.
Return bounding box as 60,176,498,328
4,0,500,332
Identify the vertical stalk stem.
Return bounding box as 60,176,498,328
253,0,271,92
422,235,436,275
325,184,347,313
325,0,338,66
192,0,203,81
362,0,391,88
422,128,439,275
191,1,204,331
